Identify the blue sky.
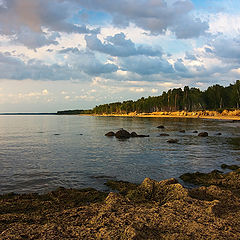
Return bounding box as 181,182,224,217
0,0,240,112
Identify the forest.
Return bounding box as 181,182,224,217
57,80,240,115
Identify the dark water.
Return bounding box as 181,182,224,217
0,115,240,194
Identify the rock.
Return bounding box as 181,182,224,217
198,132,208,137
105,131,115,137
130,132,138,137
180,168,240,191
179,130,185,133
136,134,149,138
105,180,138,195
193,131,198,133
167,139,179,143
157,125,165,129
1,172,240,240
159,133,170,136
216,133,222,135
221,164,239,170
115,129,131,139
126,177,188,204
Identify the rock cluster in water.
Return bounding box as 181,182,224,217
105,129,149,139
1,167,240,239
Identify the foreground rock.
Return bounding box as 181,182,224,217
1,170,240,239
180,168,240,194
221,164,239,170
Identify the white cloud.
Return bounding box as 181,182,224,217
130,87,145,93
42,89,48,95
151,88,158,93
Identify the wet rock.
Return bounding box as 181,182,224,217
105,180,138,195
198,132,208,137
1,172,240,240
105,131,115,137
179,130,185,133
115,129,131,139
180,168,240,193
216,133,222,135
167,139,179,143
126,177,188,204
136,134,149,138
193,131,198,133
130,132,138,137
221,164,239,170
53,134,60,136
159,133,170,136
157,125,165,129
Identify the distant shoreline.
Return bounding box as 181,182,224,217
91,110,240,121
0,113,56,115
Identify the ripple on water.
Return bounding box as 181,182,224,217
0,115,239,194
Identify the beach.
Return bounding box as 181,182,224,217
93,110,240,121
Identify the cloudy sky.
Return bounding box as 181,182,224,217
0,0,240,112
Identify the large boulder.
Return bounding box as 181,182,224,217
115,129,131,139
198,132,208,137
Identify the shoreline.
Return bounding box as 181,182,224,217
1,166,240,239
91,110,240,121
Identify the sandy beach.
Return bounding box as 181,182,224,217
93,110,240,121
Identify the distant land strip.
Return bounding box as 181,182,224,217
57,81,240,121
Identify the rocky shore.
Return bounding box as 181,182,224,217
1,167,240,239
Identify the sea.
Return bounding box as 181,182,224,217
0,115,240,194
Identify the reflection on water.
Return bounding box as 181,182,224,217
0,115,239,194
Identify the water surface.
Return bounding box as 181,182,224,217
0,115,239,194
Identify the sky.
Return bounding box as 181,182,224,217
0,0,240,112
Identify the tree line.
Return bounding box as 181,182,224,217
57,80,240,115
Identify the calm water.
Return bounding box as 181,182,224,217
0,115,240,194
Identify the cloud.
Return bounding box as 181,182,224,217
185,51,197,60
0,50,118,80
74,0,209,38
58,49,118,75
174,59,188,72
85,32,162,57
14,28,60,49
119,55,174,75
211,38,240,62
0,0,98,48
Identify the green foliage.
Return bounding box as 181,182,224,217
57,109,93,115
92,81,240,114
57,81,240,114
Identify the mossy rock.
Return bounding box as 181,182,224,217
221,164,239,170
105,180,138,195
